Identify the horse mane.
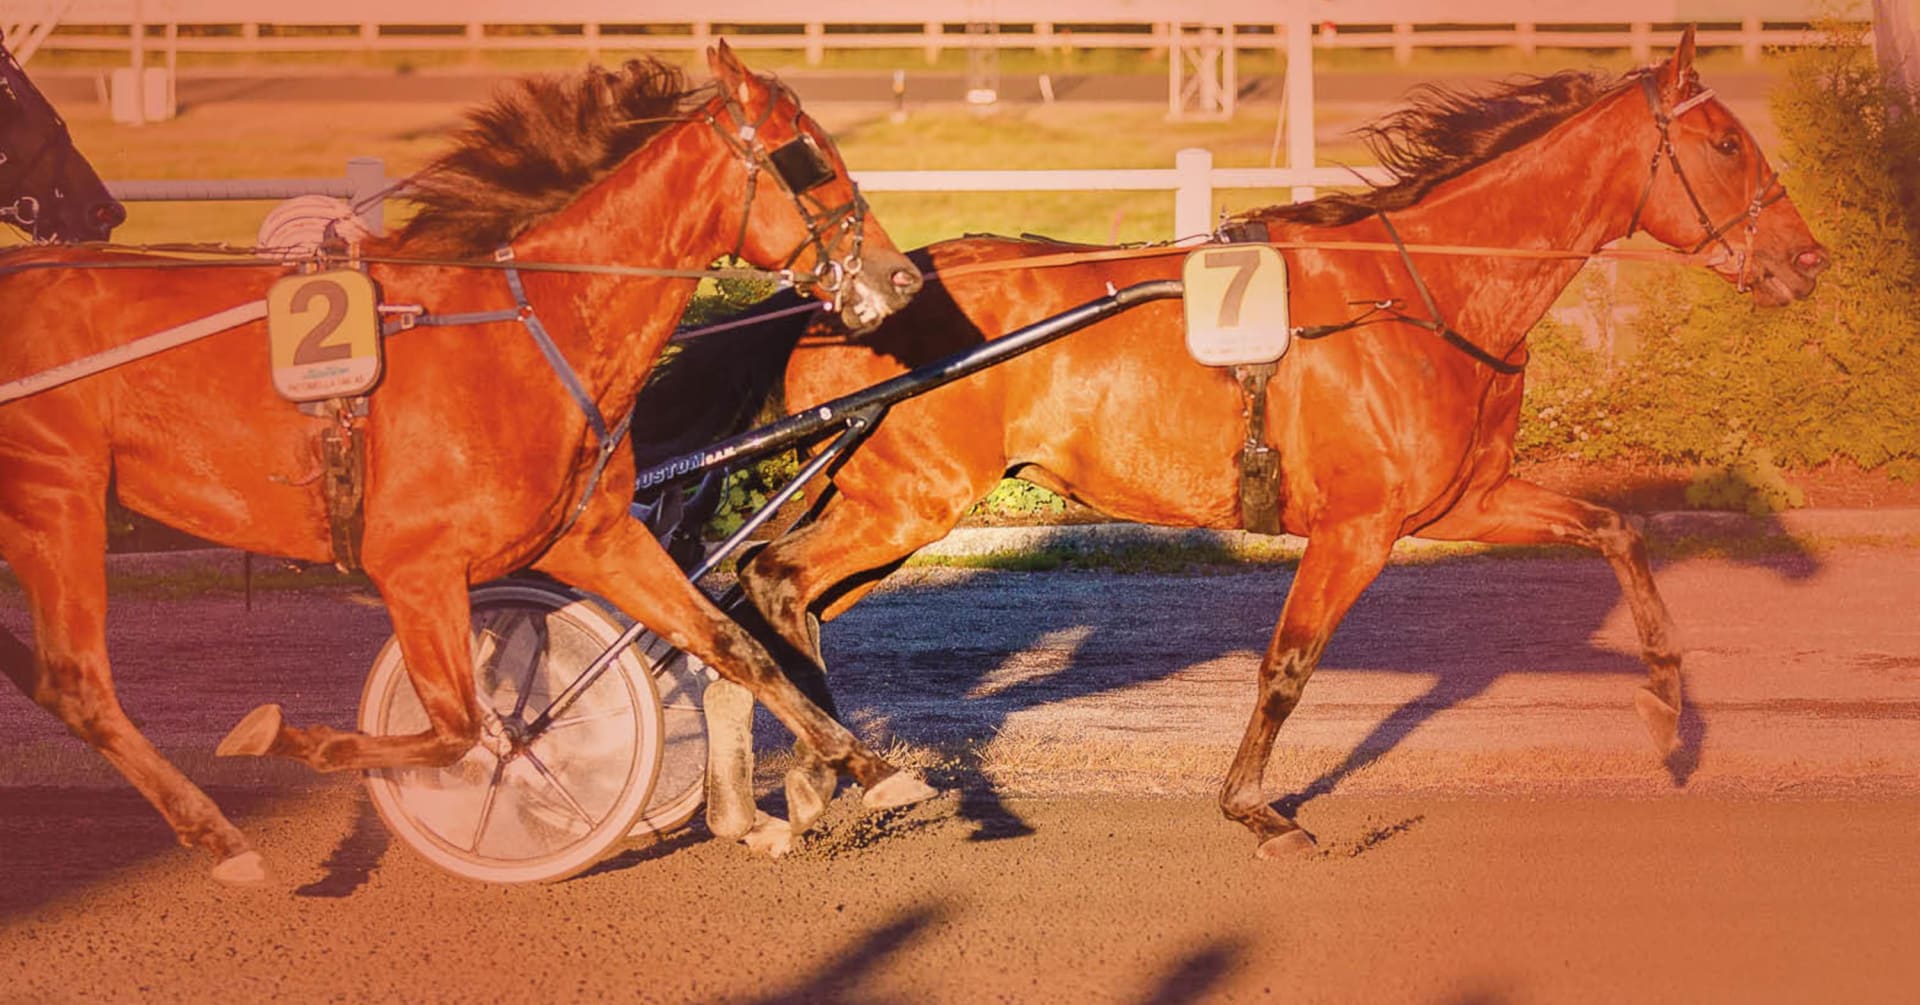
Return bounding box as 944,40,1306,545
1245,69,1629,228
393,58,707,256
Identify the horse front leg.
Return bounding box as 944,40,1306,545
1222,518,1397,858
1418,477,1685,756
217,563,481,771
535,515,936,842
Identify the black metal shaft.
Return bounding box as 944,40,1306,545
635,279,1184,490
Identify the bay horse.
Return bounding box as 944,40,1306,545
636,31,1829,856
0,29,124,242
0,43,930,884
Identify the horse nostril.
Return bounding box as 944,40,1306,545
890,266,923,294
1795,247,1829,275
92,200,127,233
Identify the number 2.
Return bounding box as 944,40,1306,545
289,279,350,365
1203,248,1262,328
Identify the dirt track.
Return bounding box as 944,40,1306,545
3,541,1920,1002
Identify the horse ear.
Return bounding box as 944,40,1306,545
707,39,755,104
1663,25,1699,103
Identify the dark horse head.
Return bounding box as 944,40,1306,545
0,32,125,242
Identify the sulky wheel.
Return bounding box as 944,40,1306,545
359,579,696,883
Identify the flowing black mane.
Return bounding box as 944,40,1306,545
1249,69,1629,227
395,58,707,255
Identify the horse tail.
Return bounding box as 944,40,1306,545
630,288,815,472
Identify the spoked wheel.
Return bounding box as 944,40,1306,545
359,580,704,883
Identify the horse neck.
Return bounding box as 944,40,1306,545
508,123,737,409
1375,89,1654,355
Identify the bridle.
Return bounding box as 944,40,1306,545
0,52,83,241
702,79,868,307
1624,72,1790,293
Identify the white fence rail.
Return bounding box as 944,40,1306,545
22,0,1838,66
103,151,1392,242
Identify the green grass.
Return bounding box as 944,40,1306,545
12,38,1788,253
9,97,1375,252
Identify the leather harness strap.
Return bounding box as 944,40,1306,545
374,246,634,560
1232,361,1282,535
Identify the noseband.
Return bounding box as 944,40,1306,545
1624,73,1790,293
704,81,868,306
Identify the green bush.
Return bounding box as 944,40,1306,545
970,479,1069,520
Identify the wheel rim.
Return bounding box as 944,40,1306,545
361,586,662,882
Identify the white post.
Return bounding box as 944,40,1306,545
347,157,387,233
1875,0,1920,105
1222,23,1237,118
805,22,824,66
130,0,146,125
1285,0,1315,202
1174,147,1213,240
924,21,942,64
1167,23,1181,119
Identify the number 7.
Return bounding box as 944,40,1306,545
1203,248,1262,328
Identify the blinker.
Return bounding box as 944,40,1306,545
768,135,835,194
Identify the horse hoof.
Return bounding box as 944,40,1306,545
1255,828,1317,860
216,704,284,757
705,789,755,842
1633,687,1681,758
742,811,794,859
862,771,937,811
785,765,835,833
210,850,270,886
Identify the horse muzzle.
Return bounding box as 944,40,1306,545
835,249,923,333
1748,242,1828,306
1705,241,1828,307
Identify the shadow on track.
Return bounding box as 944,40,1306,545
776,520,1820,837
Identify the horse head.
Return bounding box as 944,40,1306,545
1626,26,1827,305
0,36,124,242
702,41,922,332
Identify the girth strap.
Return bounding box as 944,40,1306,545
378,247,633,540
1232,361,1283,536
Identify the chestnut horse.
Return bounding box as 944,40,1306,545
0,44,930,884
636,32,1828,856
0,30,124,241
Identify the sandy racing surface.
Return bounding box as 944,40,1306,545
4,538,1920,1001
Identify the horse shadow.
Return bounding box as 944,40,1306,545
723,899,1248,1005
764,513,1821,839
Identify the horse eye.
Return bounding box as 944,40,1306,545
1713,135,1741,156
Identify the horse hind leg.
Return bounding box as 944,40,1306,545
0,499,265,884
1419,479,1684,757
